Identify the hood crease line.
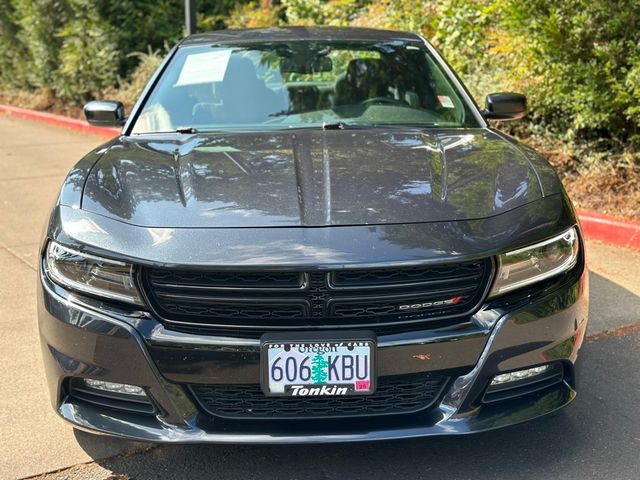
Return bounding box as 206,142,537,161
172,149,188,207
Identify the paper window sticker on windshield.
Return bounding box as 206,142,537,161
437,95,455,109
175,50,233,86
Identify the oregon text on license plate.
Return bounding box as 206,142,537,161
262,340,375,396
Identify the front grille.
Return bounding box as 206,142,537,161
189,374,449,419
141,259,492,334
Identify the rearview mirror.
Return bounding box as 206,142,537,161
83,100,126,127
280,56,333,74
483,93,526,121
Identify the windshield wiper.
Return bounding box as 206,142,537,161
321,121,348,130
175,126,199,134
321,121,375,130
321,121,440,130
386,122,440,128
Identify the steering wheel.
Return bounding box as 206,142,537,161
361,97,406,106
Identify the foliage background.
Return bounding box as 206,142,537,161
0,0,638,218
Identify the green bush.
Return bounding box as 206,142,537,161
497,0,640,148
10,0,71,89
284,0,366,26
231,0,640,152
0,2,28,88
0,0,249,103
53,1,120,103
1,0,639,156
107,48,165,111
93,1,183,75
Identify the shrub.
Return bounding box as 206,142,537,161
93,0,183,75
10,0,71,89
0,2,30,88
497,0,640,148
53,1,120,103
224,1,282,29
106,48,165,111
0,0,249,104
2,0,639,160
284,0,366,26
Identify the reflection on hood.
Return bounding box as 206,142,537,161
81,129,546,228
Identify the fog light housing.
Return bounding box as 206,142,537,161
84,379,146,396
490,365,549,385
483,362,565,404
67,378,155,415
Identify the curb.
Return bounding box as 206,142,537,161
2,104,639,250
578,210,640,250
0,103,119,138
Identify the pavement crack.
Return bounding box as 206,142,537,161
3,141,94,149
21,444,158,480
586,321,640,341
2,245,37,271
0,173,63,182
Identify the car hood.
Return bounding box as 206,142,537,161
81,129,545,228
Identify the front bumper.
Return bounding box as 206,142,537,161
37,258,588,443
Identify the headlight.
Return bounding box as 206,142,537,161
44,241,144,305
489,227,579,297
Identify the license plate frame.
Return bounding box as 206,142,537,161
260,331,377,397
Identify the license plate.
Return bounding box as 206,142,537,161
260,332,376,397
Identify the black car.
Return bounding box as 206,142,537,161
38,27,588,443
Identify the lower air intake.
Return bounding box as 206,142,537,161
189,373,449,419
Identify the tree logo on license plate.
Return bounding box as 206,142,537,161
311,354,328,384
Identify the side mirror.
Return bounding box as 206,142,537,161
483,92,526,121
83,100,126,127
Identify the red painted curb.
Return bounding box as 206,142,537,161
0,103,119,138
578,210,640,250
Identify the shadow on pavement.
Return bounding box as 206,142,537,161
588,271,640,333
70,275,639,480
72,429,151,461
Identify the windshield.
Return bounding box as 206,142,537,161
131,40,480,134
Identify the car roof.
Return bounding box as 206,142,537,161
180,26,424,46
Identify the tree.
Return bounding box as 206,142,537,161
311,354,328,384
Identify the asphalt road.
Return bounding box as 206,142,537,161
37,330,640,480
0,114,638,480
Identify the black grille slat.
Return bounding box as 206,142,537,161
154,300,308,320
190,374,448,419
142,259,492,335
330,265,484,289
148,270,306,290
